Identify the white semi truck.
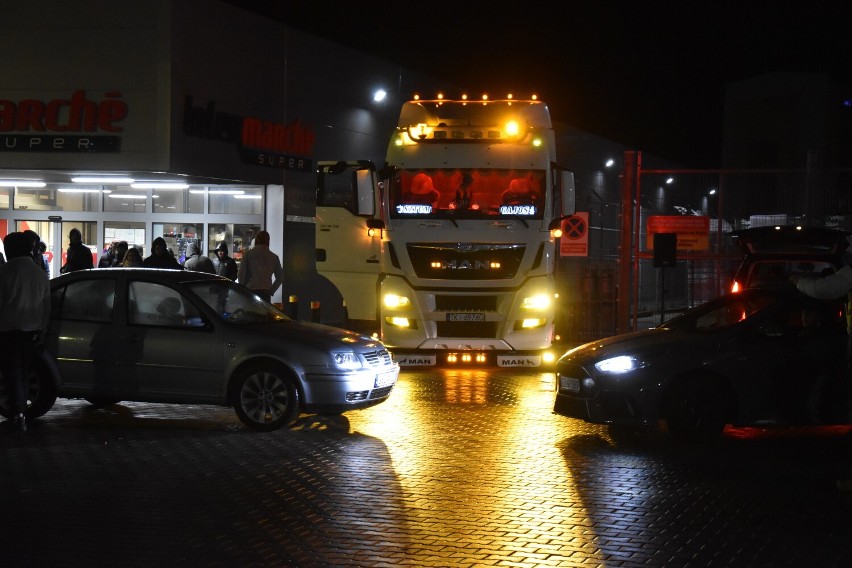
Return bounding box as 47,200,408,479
315,95,574,367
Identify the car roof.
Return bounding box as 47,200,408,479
729,226,850,257
51,267,228,285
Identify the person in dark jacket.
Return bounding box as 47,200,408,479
143,237,183,270
183,242,215,274
61,228,94,273
98,241,118,268
22,230,48,275
212,241,238,281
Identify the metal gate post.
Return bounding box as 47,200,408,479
617,151,639,334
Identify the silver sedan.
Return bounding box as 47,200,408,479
1,268,399,431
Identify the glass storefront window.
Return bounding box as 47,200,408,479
104,186,147,213
208,223,261,265
104,222,146,260
153,222,203,264
14,185,60,211
208,186,262,214
56,186,103,212
153,185,204,214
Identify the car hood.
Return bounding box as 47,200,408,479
239,319,385,351
562,327,698,363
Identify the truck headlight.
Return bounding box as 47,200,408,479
522,294,551,310
332,352,362,370
383,293,411,309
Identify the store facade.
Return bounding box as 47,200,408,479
1,0,441,308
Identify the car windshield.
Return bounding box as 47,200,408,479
186,281,289,324
663,291,779,332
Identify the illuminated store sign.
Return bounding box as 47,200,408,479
183,95,315,172
0,90,125,153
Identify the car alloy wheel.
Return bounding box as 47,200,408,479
233,364,299,431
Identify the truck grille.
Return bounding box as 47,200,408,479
436,321,498,338
407,243,525,280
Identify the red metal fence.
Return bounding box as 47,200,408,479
555,151,852,346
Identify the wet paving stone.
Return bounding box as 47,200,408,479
2,369,852,567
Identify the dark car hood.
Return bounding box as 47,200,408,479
563,327,699,363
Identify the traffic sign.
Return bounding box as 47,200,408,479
560,212,589,257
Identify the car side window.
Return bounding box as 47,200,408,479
52,279,116,323
128,281,205,328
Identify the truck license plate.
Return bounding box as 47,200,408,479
446,313,485,322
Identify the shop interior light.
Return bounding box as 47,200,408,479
233,194,261,199
72,176,134,184
107,194,147,199
0,180,46,187
208,189,245,195
130,182,189,189
57,187,101,193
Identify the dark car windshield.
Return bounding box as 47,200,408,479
663,291,779,332
187,281,288,324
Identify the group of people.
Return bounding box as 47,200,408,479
61,233,252,283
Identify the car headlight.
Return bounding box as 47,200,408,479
594,355,639,374
332,352,363,370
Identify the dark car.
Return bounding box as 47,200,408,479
553,287,848,440
0,268,399,431
729,225,849,292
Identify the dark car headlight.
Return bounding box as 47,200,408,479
593,355,640,374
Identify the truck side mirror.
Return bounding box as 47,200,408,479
561,171,575,216
355,169,377,216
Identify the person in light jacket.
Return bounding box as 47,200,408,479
237,231,282,303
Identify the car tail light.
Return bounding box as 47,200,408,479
731,280,742,293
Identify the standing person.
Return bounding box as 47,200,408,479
792,260,852,491
98,241,118,268
143,237,183,270
110,241,129,267
0,232,51,432
22,230,48,275
36,241,50,278
212,241,238,281
183,242,215,274
122,247,144,267
61,228,94,273
237,230,282,303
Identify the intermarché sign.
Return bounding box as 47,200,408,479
0,90,125,153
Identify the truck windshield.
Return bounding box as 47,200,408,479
389,169,545,220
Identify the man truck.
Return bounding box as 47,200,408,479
315,94,574,367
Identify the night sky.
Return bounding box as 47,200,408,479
226,1,851,168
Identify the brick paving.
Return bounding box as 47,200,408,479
2,369,852,567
